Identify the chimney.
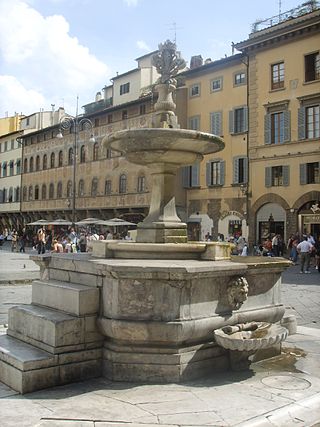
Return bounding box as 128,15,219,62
190,55,203,69
95,91,102,102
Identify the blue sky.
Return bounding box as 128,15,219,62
0,0,302,118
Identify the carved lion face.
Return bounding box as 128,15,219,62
227,276,249,310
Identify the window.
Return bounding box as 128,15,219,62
120,82,130,95
80,145,86,163
190,83,200,97
35,185,39,200
234,72,246,86
15,186,20,202
210,77,223,92
36,156,40,171
265,166,290,187
43,154,47,170
182,162,200,188
94,118,100,127
91,178,98,196
93,142,99,161
67,180,73,197
189,116,200,130
140,104,146,115
298,104,320,140
11,139,15,149
122,110,128,120
119,174,127,193
49,183,54,199
28,186,33,201
24,159,28,173
107,114,113,124
106,148,112,159
9,161,14,176
206,160,225,186
233,157,248,184
78,179,84,196
50,152,55,168
58,150,63,167
22,186,27,202
271,62,284,90
105,179,112,195
2,162,7,177
29,157,34,172
265,111,290,144
8,187,13,203
41,184,46,200
137,175,146,192
229,107,248,134
300,162,320,184
68,148,73,165
305,51,320,82
57,182,63,198
16,160,21,174
4,141,7,151
210,111,223,136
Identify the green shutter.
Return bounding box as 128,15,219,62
220,161,225,186
283,165,290,186
265,167,272,187
211,111,222,136
182,166,190,188
243,157,248,183
300,163,307,185
191,162,200,187
264,114,271,144
206,162,211,186
243,106,248,132
229,110,234,134
283,110,291,142
298,107,306,140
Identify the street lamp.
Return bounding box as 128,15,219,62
56,106,95,226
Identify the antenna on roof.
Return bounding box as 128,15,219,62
168,22,182,45
278,0,282,20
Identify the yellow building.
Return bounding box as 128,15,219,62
235,6,320,244
0,114,22,137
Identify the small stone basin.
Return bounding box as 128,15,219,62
214,322,288,353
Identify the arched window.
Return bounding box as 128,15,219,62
105,179,112,195
29,157,34,172
91,178,98,196
16,160,21,174
0,189,3,203
43,154,47,170
67,180,73,197
28,185,33,200
22,186,27,201
57,181,63,198
36,155,40,171
24,158,28,173
119,174,127,194
50,152,55,168
34,185,39,200
9,161,14,176
15,186,20,202
93,142,99,161
41,184,47,200
8,187,13,202
49,183,54,199
78,179,84,196
58,150,63,167
2,162,7,177
80,145,86,163
137,175,146,192
68,148,73,165
2,188,7,203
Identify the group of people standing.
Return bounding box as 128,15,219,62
287,233,320,274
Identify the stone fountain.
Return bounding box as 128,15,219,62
0,41,291,393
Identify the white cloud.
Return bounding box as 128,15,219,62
136,40,151,51
0,0,109,117
123,0,139,6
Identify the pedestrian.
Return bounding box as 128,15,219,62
296,235,314,274
11,230,18,252
241,243,248,256
271,234,279,256
19,229,27,253
79,233,87,252
37,227,46,254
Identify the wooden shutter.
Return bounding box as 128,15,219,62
298,107,306,140
211,111,222,136
220,161,225,186
233,157,239,184
243,157,248,183
206,162,211,186
264,114,271,144
300,163,307,185
243,106,248,132
283,165,290,186
182,166,190,188
229,110,234,134
191,162,200,187
283,110,291,142
265,167,272,187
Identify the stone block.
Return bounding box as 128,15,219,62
32,280,99,316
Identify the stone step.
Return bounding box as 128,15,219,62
7,304,86,353
0,334,102,394
32,279,99,316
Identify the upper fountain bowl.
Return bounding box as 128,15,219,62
103,128,225,167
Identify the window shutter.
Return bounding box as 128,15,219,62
300,163,307,185
189,117,200,130
243,106,248,132
211,111,222,136
283,110,291,142
283,165,290,186
233,157,239,184
191,162,200,187
298,107,306,140
265,167,272,187
264,114,271,144
182,166,190,188
229,110,234,134
243,157,248,183
206,162,211,186
220,161,225,186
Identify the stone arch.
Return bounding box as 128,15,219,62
251,193,290,214
292,191,320,211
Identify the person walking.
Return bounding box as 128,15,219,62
37,227,46,254
296,235,314,274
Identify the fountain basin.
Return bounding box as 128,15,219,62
214,322,288,352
